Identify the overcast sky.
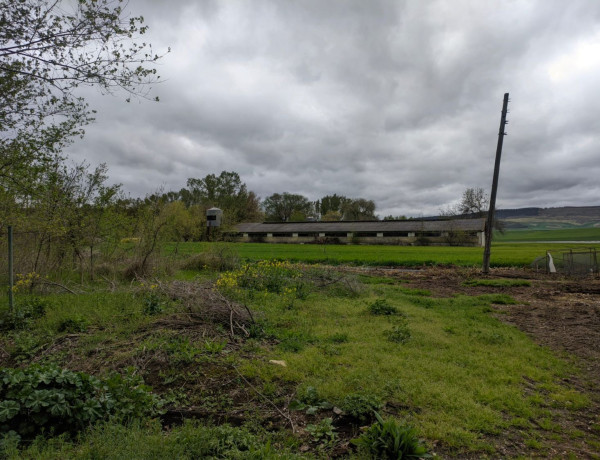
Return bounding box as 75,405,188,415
66,0,600,217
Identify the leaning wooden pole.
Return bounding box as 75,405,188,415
483,93,509,274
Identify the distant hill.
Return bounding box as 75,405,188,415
496,206,600,230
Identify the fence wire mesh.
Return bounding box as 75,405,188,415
532,248,598,276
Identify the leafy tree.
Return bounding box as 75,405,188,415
11,161,125,278
161,201,202,250
263,193,312,222
185,171,262,225
317,194,376,221
341,198,377,221
383,215,407,221
321,210,342,221
318,194,349,217
0,0,165,192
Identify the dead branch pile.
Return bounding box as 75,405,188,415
157,280,257,338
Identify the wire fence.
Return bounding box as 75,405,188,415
532,248,598,276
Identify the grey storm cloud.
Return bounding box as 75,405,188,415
65,0,600,217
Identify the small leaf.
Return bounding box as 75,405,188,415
0,401,20,422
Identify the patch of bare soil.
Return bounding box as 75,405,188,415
357,266,600,458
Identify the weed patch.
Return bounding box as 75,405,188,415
289,386,333,415
326,332,349,344
340,393,383,423
385,319,411,344
352,412,430,458
306,417,337,451
57,316,88,333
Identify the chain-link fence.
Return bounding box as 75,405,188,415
532,248,598,276
561,248,598,275
0,229,58,285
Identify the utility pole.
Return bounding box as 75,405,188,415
483,93,509,274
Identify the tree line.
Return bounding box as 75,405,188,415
153,172,380,224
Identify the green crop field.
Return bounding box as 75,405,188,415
166,241,599,268
495,227,600,242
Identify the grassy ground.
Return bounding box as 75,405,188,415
244,276,586,454
2,258,597,458
166,241,599,268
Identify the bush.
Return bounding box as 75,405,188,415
0,365,162,442
368,299,399,316
341,393,382,424
352,412,430,459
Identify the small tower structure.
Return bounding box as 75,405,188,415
206,207,223,240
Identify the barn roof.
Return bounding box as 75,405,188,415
235,218,486,233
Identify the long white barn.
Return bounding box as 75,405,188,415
233,218,487,247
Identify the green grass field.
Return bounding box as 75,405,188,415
166,241,599,268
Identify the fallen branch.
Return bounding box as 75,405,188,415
39,280,79,295
231,365,296,433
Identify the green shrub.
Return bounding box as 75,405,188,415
0,365,162,442
352,412,430,459
368,299,399,316
0,298,48,331
341,393,382,423
57,316,88,333
143,292,165,315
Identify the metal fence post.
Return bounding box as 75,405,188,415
8,225,14,312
